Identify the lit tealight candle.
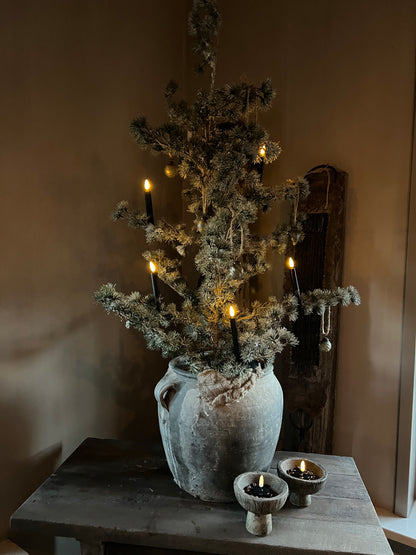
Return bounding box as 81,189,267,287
243,473,278,498
300,460,306,473
287,257,301,301
229,305,241,362
149,261,161,311
144,178,154,224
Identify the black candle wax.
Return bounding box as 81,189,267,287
287,466,319,480
145,191,154,224
244,482,277,498
289,267,301,300
151,272,161,311
230,317,242,362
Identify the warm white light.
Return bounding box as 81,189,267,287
300,460,306,473
259,474,264,488
288,257,295,269
229,305,235,318
144,179,151,191
259,145,266,158
149,261,156,273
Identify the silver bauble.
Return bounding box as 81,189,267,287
319,337,332,352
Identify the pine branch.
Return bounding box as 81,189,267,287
301,286,361,315
145,220,194,256
142,250,195,300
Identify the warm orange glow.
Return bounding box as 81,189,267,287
287,257,295,269
259,145,266,158
259,474,264,488
300,460,306,473
229,305,235,318
149,261,157,273
144,179,151,191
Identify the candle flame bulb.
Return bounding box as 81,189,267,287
259,145,266,158
149,261,156,273
259,474,264,488
144,179,151,191
229,305,235,318
288,257,295,269
300,460,306,473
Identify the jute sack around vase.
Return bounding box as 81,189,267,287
154,356,283,502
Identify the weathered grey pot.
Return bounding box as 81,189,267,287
154,357,283,502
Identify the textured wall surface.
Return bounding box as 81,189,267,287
0,0,187,542
214,0,415,510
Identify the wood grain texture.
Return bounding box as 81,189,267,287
279,165,347,455
10,438,392,555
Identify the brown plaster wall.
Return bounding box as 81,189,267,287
0,0,188,540
214,0,416,510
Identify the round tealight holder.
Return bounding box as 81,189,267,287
277,457,327,507
233,471,289,536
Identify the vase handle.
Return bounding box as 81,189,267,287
159,384,177,411
154,370,178,411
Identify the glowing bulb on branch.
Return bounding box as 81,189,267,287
149,261,156,273
259,145,266,158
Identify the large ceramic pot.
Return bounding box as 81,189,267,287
154,357,283,502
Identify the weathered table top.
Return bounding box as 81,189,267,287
10,438,392,555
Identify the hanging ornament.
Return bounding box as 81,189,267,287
319,306,332,352
164,155,178,178
319,337,332,352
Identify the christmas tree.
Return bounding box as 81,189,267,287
95,0,360,379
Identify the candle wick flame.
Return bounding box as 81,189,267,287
300,460,306,473
259,474,264,488
288,257,295,269
144,179,151,191
229,305,235,318
149,261,156,273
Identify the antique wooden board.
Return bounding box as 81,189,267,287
279,165,348,454
10,438,392,555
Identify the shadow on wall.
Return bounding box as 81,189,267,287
1,312,93,364
104,329,166,442
0,396,61,544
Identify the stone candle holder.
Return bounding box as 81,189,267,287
233,471,289,536
277,457,327,507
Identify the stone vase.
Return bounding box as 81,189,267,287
154,357,283,502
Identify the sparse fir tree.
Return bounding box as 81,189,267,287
95,0,360,378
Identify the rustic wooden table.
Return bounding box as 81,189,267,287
10,438,392,555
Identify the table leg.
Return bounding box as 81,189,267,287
79,541,105,555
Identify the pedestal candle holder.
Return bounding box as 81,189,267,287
277,457,327,507
233,471,288,536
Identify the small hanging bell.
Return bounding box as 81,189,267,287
319,337,332,352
